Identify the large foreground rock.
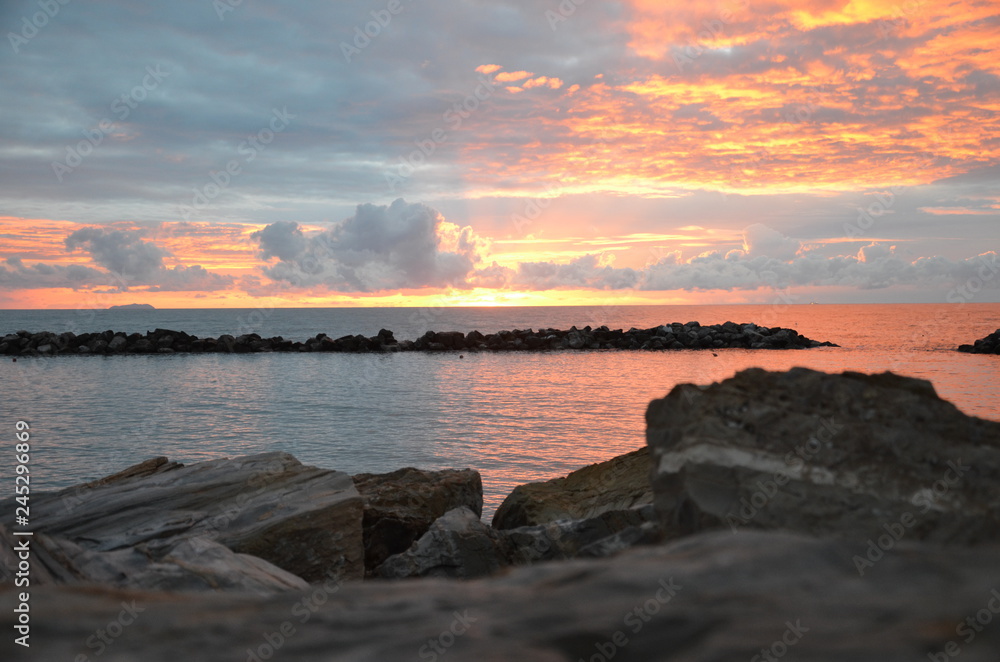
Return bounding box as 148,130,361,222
5,530,1000,661
492,448,652,529
353,467,483,574
0,453,365,585
647,368,1000,543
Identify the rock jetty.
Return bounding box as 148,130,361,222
958,328,1000,354
0,321,837,357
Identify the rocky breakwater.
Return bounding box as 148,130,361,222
647,367,1000,544
0,321,837,357
958,328,1000,354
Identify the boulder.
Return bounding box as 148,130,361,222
9,530,1000,661
958,328,1000,354
375,507,510,579
504,505,660,565
646,368,1000,543
353,467,483,574
378,506,659,579
0,453,365,584
492,447,652,529
0,524,308,594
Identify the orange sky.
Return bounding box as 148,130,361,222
0,0,997,308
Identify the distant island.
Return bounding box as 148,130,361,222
108,303,155,310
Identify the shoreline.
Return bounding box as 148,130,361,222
1,321,838,357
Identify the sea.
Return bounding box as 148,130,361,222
1,303,998,518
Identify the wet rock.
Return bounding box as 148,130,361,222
492,447,652,529
646,367,1000,543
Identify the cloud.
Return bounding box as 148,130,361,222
65,227,168,279
741,223,802,260
0,257,108,290
254,199,487,292
31,226,237,292
512,254,640,290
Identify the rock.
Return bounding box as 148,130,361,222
376,507,510,579
0,323,838,357
10,529,1000,661
380,505,659,578
0,453,365,584
958,328,1000,354
492,447,652,529
0,524,308,594
504,505,660,565
353,468,483,574
84,456,183,487
646,367,1000,543
130,338,153,353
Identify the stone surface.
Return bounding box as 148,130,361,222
958,328,1000,354
6,530,1000,661
505,505,660,565
353,467,483,574
377,506,659,579
492,447,653,529
646,367,1000,543
0,453,365,585
376,507,510,579
0,524,308,594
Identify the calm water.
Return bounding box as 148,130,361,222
1,304,998,517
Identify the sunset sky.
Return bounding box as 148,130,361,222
1,0,997,308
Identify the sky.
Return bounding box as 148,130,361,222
0,0,997,309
